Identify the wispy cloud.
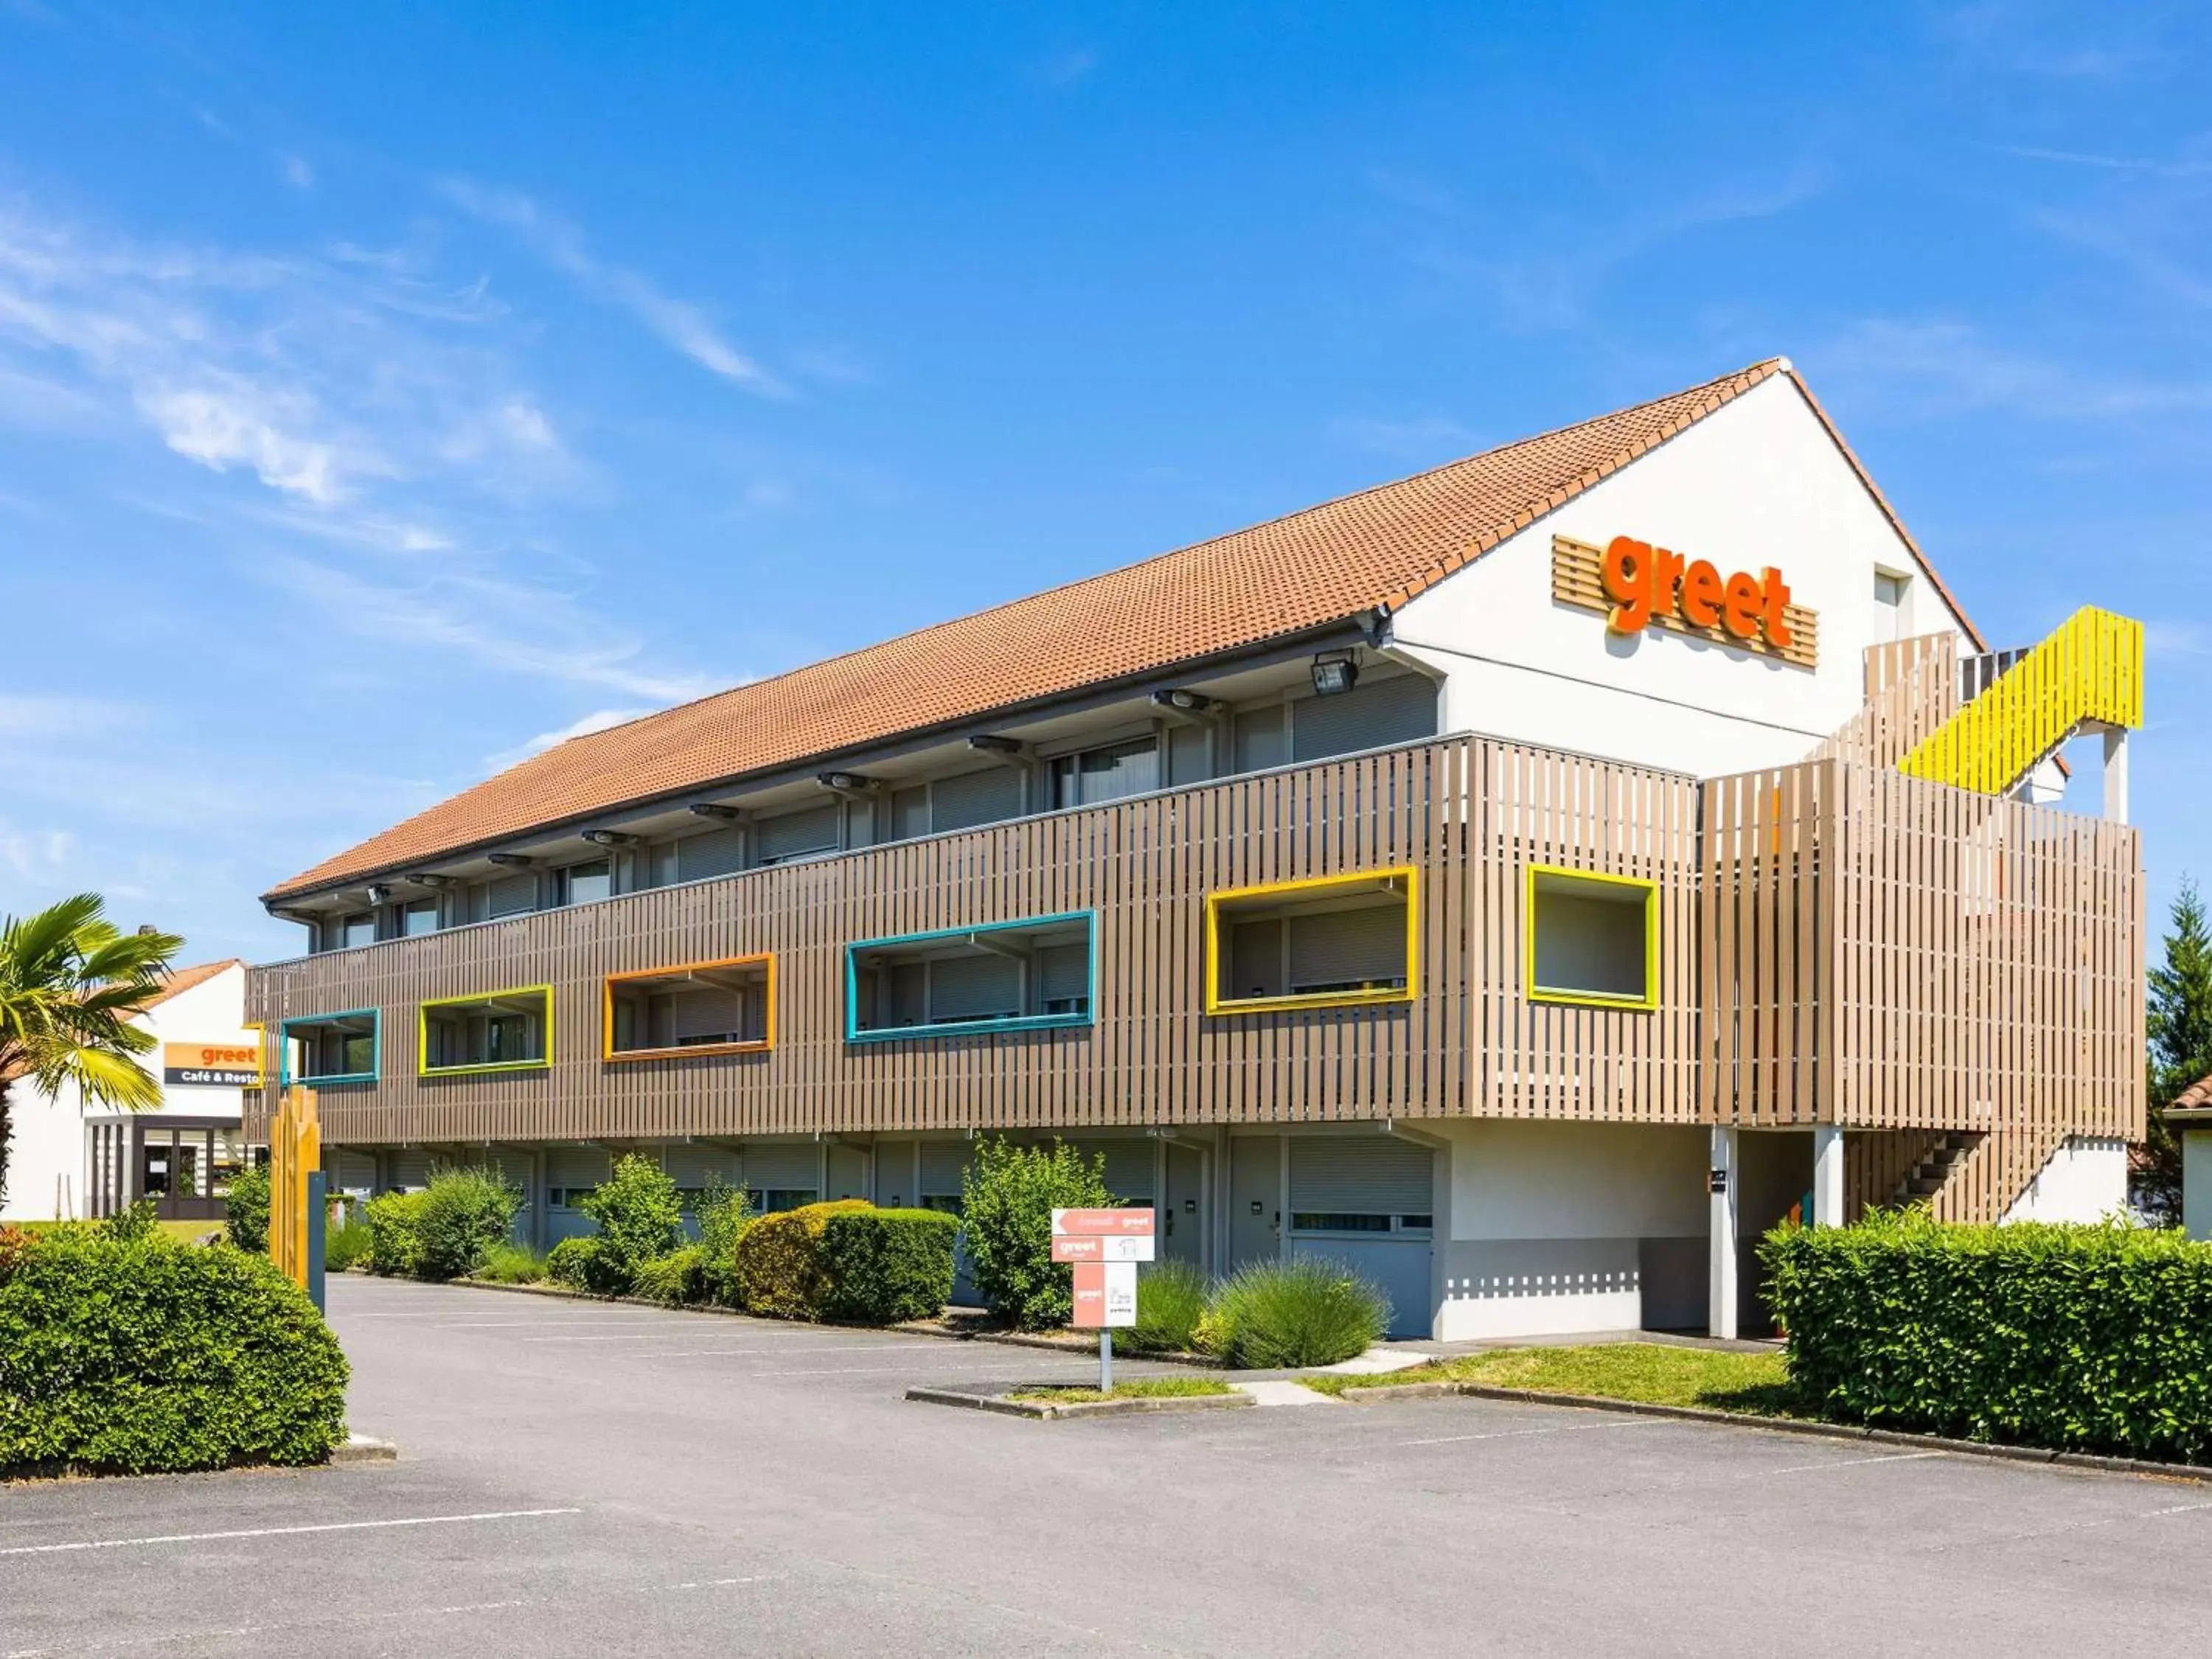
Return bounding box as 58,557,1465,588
1810,319,2212,421
440,178,784,394
280,153,316,191
485,706,653,771
1328,414,1482,462
1996,143,2212,179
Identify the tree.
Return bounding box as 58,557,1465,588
0,895,181,1209
960,1137,1114,1330
2142,877,2212,1221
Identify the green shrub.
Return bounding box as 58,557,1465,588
224,1163,270,1253
961,1138,1115,1331
695,1177,754,1307
1121,1259,1209,1354
1762,1211,2212,1463
103,1197,160,1244
546,1234,620,1293
474,1242,547,1284
411,1165,523,1281
633,1245,708,1307
818,1208,961,1324
1198,1259,1388,1368
323,1217,373,1273
364,1190,427,1277
0,1228,347,1475
736,1200,872,1319
577,1155,685,1293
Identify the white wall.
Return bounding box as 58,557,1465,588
1391,372,1978,779
2185,1133,2212,1242
0,963,253,1222
1432,1120,1708,1339
2002,1136,2129,1225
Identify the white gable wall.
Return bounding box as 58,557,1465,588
1390,372,1978,779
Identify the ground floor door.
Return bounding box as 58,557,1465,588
1285,1136,1434,1340
1228,1135,1281,1268
1162,1142,1206,1269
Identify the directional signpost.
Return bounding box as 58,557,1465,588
1052,1207,1154,1391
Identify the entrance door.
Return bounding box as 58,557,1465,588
1162,1142,1206,1269
1228,1135,1281,1268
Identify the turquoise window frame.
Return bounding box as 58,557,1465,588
845,911,1097,1043
278,1008,380,1087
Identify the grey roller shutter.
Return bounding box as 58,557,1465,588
1069,1140,1154,1203
1034,943,1088,1008
1233,706,1287,772
928,953,1022,1022
390,1151,432,1191
889,787,929,841
664,1147,737,1192
1287,905,1407,991
1289,1138,1432,1214
1290,673,1438,763
329,1150,377,1194
676,827,746,882
756,805,840,863
547,1148,609,1190
486,874,536,919
671,985,746,1043
931,767,1024,832
1168,720,1211,787
919,1141,971,1199
743,1142,818,1192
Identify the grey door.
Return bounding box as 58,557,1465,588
1286,1136,1435,1340
1163,1142,1206,1269
1228,1135,1281,1269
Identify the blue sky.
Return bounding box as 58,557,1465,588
1,1,2206,966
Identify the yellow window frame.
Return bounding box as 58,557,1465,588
417,984,555,1077
602,953,776,1062
1524,865,1659,1011
1204,866,1419,1016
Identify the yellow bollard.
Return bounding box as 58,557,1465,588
268,1086,320,1291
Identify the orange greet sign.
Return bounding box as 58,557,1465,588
162,1040,262,1087
1601,535,1793,650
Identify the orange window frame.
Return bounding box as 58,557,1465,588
601,953,776,1062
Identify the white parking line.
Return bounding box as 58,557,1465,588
520,1334,918,1346
1764,1450,1950,1475
0,1508,584,1558
1394,1419,1665,1447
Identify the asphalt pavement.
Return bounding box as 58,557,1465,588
6,1275,2212,1657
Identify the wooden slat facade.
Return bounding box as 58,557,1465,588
247,732,2144,1214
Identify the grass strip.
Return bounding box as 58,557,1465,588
1300,1342,1795,1413
1007,1376,1237,1405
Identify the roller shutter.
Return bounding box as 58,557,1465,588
547,1148,609,1190
1034,944,1089,1009
664,1146,737,1192
1167,720,1211,787
874,1140,918,1207
671,986,746,1043
390,1150,432,1191
929,954,1021,1022
327,1150,377,1195
743,1141,819,1192
1287,905,1406,992
931,767,1023,832
888,787,930,841
486,874,536,919
1069,1140,1155,1203
1233,706,1287,772
676,827,746,882
1288,1138,1431,1215
919,1141,971,1200
756,806,840,864
1289,674,1438,764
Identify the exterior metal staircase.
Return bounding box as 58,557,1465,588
1896,607,2143,798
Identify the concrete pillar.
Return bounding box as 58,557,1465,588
1812,1125,1846,1228
1708,1126,1739,1340
2185,1132,2212,1242
2104,726,2130,824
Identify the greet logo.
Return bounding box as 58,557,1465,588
1601,535,1793,651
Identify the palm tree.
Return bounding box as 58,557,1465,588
0,894,183,1208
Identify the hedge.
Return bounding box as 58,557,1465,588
817,1208,960,1324
0,1228,348,1475
735,1200,872,1319
1762,1212,2212,1464
364,1189,426,1277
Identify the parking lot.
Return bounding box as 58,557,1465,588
8,1276,2212,1656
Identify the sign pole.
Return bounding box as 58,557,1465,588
1100,1329,1113,1393
306,1172,327,1313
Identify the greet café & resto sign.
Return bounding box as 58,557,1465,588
162,1041,262,1088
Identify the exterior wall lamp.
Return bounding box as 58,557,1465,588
582,830,638,848
487,853,534,869
1310,650,1360,698
689,803,745,821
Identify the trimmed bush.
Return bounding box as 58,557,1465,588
324,1217,373,1273
577,1155,685,1293
1762,1211,2212,1463
633,1245,707,1307
961,1138,1115,1331
1198,1259,1388,1368
224,1162,270,1253
818,1208,961,1324
736,1200,872,1319
0,1228,347,1475
695,1177,755,1307
412,1165,523,1281
364,1189,427,1277
473,1242,547,1284
546,1234,621,1293
1121,1259,1209,1355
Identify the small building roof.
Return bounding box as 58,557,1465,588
139,959,243,1012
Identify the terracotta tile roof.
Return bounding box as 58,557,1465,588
141,959,243,1011
2173,1074,2212,1113
268,358,1973,900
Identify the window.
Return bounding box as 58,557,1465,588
560,860,611,905
481,873,538,920
340,913,377,949
1206,869,1417,1015
419,986,554,1075
1289,672,1438,764
1526,866,1658,1009
754,805,841,866
1051,737,1158,809
603,955,773,1061
847,913,1095,1041
279,1010,380,1085
1874,570,1911,641
401,898,440,937
759,1189,821,1213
